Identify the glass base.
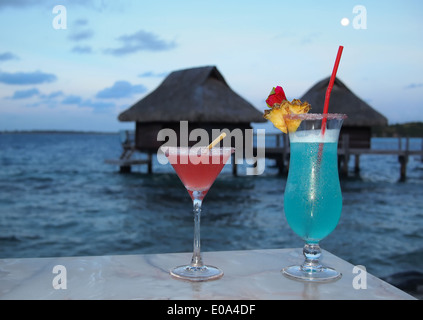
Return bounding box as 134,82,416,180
282,265,342,283
170,265,223,282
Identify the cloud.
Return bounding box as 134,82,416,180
10,88,40,99
68,30,94,41
40,91,64,100
81,99,115,109
62,95,83,105
0,0,39,9
104,30,176,56
61,95,115,109
71,45,93,54
95,80,147,99
139,71,168,78
6,87,114,111
74,19,89,26
0,52,19,62
0,70,57,85
8,89,63,108
404,83,423,89
68,19,94,54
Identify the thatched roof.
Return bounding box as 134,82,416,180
301,77,388,127
118,66,265,123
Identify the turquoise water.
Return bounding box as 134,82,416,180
284,142,342,243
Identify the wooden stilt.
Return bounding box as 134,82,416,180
399,155,407,182
232,153,238,176
147,151,153,174
354,154,360,174
341,134,350,176
277,156,284,175
120,165,131,173
398,137,410,181
421,138,423,162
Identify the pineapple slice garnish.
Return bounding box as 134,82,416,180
264,87,310,133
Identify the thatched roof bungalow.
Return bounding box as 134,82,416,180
301,77,388,148
119,65,265,150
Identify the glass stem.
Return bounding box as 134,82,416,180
301,243,323,273
191,198,204,268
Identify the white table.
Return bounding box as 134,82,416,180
0,248,415,300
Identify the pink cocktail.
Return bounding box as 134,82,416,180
164,146,234,281
167,148,232,201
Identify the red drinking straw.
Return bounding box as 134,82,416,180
321,45,344,135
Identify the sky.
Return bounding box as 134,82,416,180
0,0,422,132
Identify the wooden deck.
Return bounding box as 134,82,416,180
105,131,423,180
263,134,423,180
104,158,152,173
104,133,154,173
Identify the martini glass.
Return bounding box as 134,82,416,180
164,146,234,281
282,113,346,282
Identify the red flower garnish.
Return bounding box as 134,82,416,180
266,86,287,107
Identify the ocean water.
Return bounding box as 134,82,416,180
1,133,423,297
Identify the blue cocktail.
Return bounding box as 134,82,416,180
282,113,346,282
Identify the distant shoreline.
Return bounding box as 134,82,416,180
373,122,423,138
